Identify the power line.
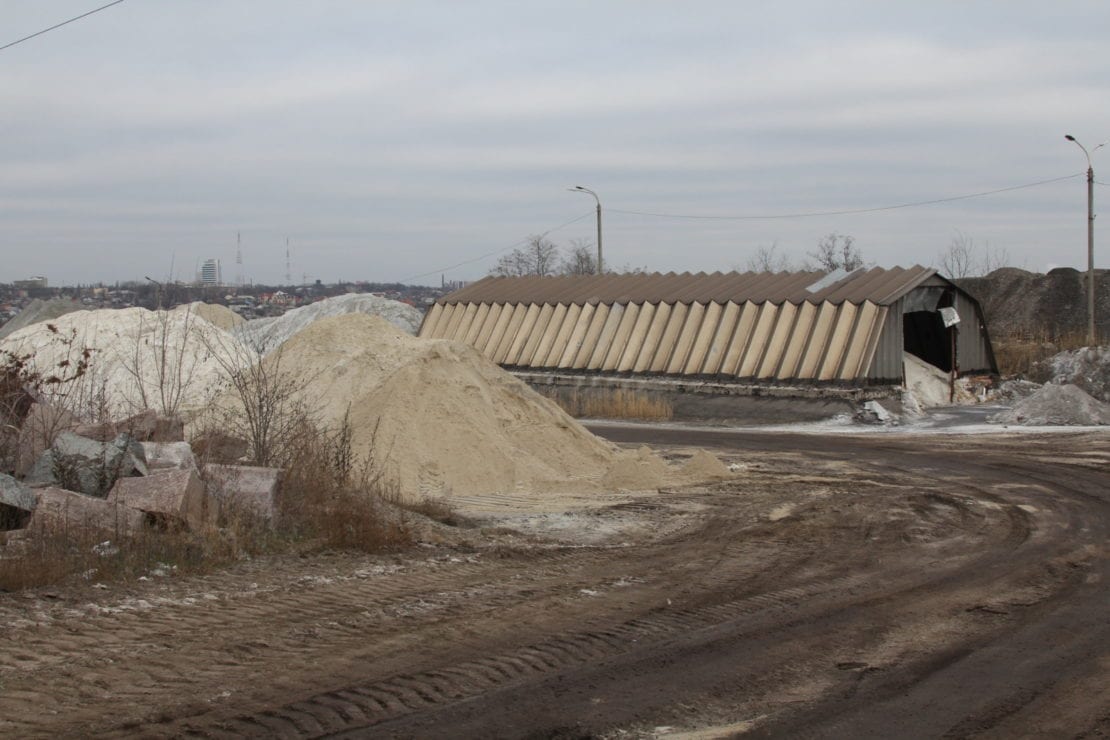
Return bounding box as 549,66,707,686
608,173,1083,221
400,210,594,284
0,0,125,53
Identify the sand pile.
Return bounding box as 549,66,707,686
271,313,617,498
180,302,243,331
989,383,1110,426
1043,346,1110,402
903,352,975,408
679,449,733,481
0,298,84,340
235,293,423,353
0,307,256,419
269,314,732,499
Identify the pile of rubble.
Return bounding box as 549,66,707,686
989,382,1110,426
0,406,281,541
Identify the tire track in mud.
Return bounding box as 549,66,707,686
209,572,875,738
0,505,760,737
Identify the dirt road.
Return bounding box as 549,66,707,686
0,428,1107,738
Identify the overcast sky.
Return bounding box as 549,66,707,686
2,1,1109,286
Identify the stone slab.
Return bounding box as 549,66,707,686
26,486,145,536
108,467,209,531
203,463,283,522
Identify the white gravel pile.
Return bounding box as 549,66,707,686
0,306,256,420
989,382,1110,426
1045,346,1110,402
0,298,84,339
234,293,423,354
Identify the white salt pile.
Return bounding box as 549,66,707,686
1045,346,1110,402
0,306,256,419
234,293,423,353
903,352,975,408
989,382,1110,426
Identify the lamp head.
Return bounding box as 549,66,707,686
1065,134,1076,142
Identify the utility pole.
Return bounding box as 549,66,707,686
1065,134,1103,346
569,185,603,274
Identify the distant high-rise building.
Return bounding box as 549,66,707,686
199,259,221,286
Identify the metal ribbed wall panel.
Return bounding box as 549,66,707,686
530,303,567,368
587,304,626,369
684,301,723,375
462,303,489,346
665,302,705,375
633,302,672,372
737,303,778,378
757,302,798,379
491,304,527,364
720,301,760,376
602,303,641,371
422,302,446,337
559,303,595,367
702,301,741,375
475,303,506,355
542,303,579,367
796,302,838,379
440,303,466,341
818,303,857,380
617,302,657,372
650,302,689,373
573,304,611,368
777,302,817,379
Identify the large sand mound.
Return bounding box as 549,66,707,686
990,382,1110,426
235,293,423,353
0,307,256,419
272,313,622,499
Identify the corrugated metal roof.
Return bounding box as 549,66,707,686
438,266,938,307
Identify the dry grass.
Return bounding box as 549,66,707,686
992,329,1090,378
0,410,414,591
541,386,673,421
0,518,218,591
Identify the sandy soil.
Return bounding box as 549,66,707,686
0,430,1106,738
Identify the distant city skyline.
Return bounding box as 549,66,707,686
2,2,1108,286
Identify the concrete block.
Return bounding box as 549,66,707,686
26,486,145,536
108,467,208,531
24,432,148,497
204,463,283,522
141,441,199,474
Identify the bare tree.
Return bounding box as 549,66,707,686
199,332,315,468
746,242,793,272
939,230,975,278
938,231,1011,278
490,235,561,277
806,233,865,272
560,238,597,275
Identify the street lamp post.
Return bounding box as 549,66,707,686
1065,134,1104,346
569,185,603,274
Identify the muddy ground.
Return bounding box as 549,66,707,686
0,428,1107,739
